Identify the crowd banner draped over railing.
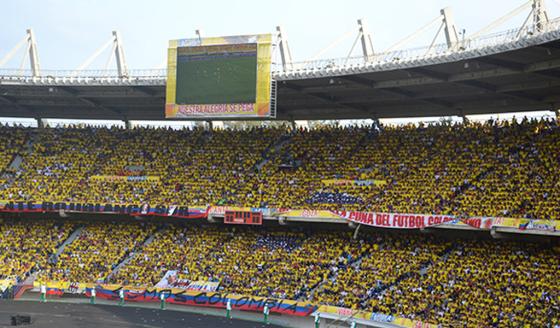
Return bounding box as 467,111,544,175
273,209,497,229
31,281,316,316
3,202,556,233
321,179,387,187
0,201,207,219
89,175,161,183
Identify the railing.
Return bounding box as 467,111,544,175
2,19,560,84
275,18,560,78
0,69,166,85
0,68,166,78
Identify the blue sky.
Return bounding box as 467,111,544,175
3,0,560,70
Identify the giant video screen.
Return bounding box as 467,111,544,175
166,34,272,118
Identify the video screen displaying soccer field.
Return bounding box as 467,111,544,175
165,34,272,119
175,44,257,105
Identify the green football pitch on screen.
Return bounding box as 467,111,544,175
175,48,257,105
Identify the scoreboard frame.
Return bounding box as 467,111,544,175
224,210,263,225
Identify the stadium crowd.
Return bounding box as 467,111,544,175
371,240,560,327
0,118,559,327
0,219,74,281
37,220,156,283
1,218,558,327
0,118,558,221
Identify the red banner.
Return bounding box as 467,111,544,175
333,211,494,229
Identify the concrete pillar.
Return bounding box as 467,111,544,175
124,119,132,129
206,120,213,131
36,118,45,129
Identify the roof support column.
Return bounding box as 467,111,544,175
532,0,548,32
27,29,41,77
276,26,293,72
206,120,213,131
36,117,45,129
112,31,128,78
440,7,459,49
357,19,374,61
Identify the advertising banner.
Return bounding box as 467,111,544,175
492,217,559,232
275,209,342,220
316,305,437,327
208,206,272,216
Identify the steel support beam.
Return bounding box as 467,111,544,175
112,31,128,77
357,19,374,60
440,7,459,49
276,26,293,72
532,0,548,32
26,29,41,77
0,29,40,76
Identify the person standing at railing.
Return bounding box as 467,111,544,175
263,304,270,325
226,299,232,319
314,312,320,328
40,284,47,303
118,289,125,306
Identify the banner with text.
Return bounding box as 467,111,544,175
89,286,316,316
89,175,161,183
333,211,494,229
1,201,207,219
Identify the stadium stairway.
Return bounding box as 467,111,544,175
255,132,293,171
305,255,366,304
361,242,457,308
6,131,34,172
7,155,23,171
50,226,84,262
106,225,165,282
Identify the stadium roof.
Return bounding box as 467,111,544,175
2,2,560,121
